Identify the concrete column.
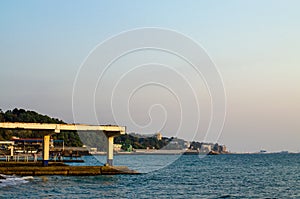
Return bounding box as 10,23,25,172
43,135,50,166
107,136,114,166
10,145,14,157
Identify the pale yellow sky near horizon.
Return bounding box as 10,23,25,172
0,1,299,152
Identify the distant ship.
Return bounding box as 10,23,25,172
259,150,267,153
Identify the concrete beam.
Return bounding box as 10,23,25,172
0,141,14,144
0,122,125,133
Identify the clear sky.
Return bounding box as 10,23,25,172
0,1,299,152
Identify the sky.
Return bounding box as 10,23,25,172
0,0,299,152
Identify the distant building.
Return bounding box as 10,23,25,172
201,144,212,153
155,132,162,140
10,137,64,154
11,137,55,148
220,145,227,153
113,144,122,152
184,141,190,149
90,148,97,153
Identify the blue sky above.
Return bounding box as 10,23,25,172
0,1,299,152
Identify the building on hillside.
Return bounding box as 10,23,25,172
219,145,227,153
113,144,122,152
90,148,97,153
184,141,190,149
200,144,212,153
155,132,162,140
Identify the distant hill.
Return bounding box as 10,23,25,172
77,131,107,151
0,108,82,147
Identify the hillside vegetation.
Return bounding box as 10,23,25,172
0,108,82,147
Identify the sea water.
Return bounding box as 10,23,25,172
0,154,299,198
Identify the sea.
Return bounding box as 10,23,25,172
0,153,299,198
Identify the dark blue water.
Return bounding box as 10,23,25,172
1,154,299,198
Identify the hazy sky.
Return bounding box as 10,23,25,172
0,1,299,152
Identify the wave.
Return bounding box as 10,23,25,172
0,174,33,187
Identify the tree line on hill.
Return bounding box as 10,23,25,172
114,133,169,150
0,108,82,147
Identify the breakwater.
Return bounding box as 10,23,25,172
0,162,139,176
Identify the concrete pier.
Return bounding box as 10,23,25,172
0,122,125,166
0,162,139,175
0,123,138,176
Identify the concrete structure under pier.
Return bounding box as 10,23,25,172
0,122,125,166
0,162,139,175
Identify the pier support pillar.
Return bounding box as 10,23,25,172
43,135,50,166
107,136,114,166
9,145,14,157
103,130,124,166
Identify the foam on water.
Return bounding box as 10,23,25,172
0,174,33,188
